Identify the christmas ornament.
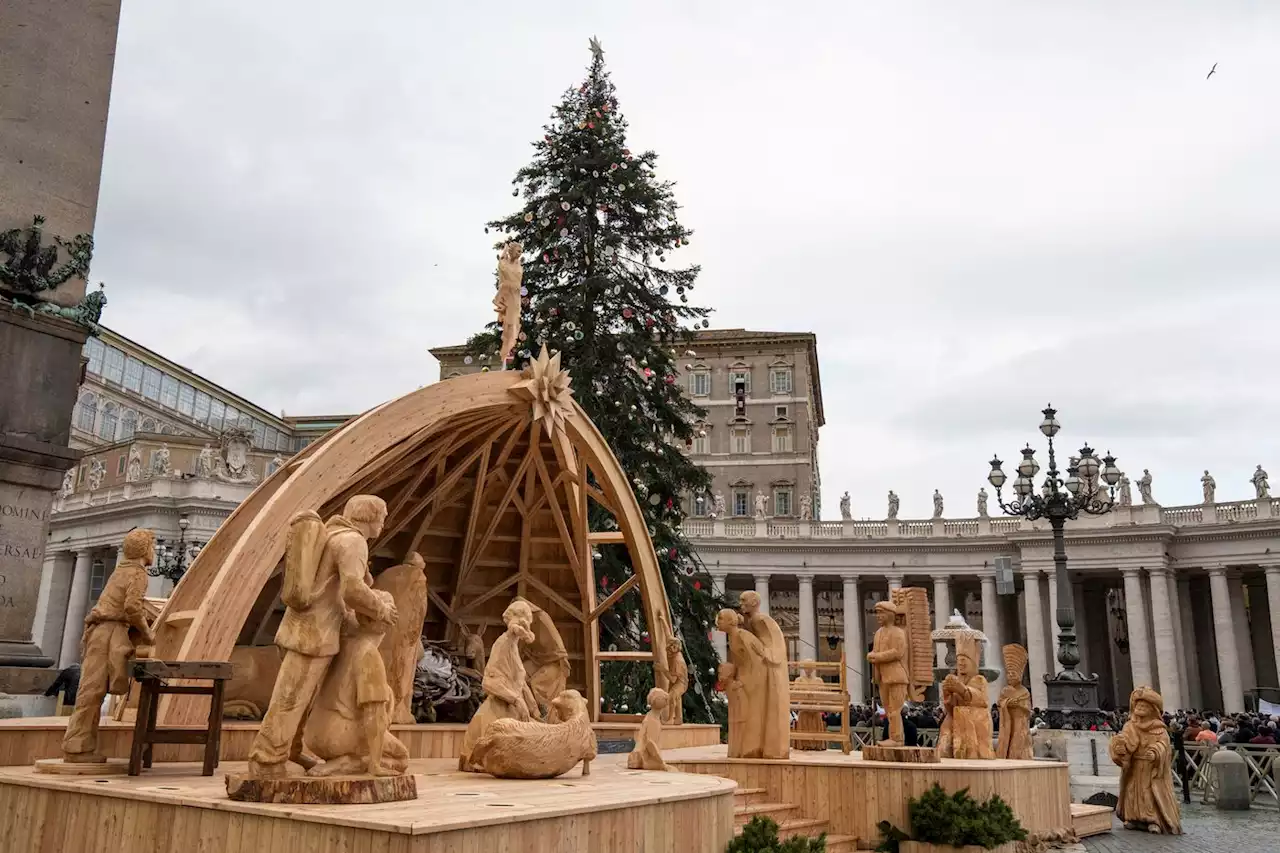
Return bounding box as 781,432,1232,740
520,286,528,296
560,228,568,237
694,580,702,591
668,547,678,559
592,170,599,177
524,213,533,222
648,492,661,505
463,355,473,365
561,201,571,211
660,285,668,295
512,189,519,196
664,374,676,385
574,330,584,340
622,307,633,319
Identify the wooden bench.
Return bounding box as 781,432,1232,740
788,651,852,754
129,659,234,777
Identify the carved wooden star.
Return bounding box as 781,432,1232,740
589,37,604,61
511,344,575,435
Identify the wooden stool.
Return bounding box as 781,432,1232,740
129,660,233,777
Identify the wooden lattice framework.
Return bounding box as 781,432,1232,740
150,370,675,726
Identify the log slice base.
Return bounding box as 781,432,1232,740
225,771,418,804
34,757,130,775
860,745,940,764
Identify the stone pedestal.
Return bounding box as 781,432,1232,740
1210,750,1250,810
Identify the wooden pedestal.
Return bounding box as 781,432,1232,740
225,771,418,804
34,757,129,775
861,745,940,764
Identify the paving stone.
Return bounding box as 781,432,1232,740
1082,802,1277,853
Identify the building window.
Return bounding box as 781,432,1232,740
770,368,793,395
74,392,97,432
731,425,750,455
97,402,118,441
733,489,750,517
252,419,267,448
729,369,751,395
692,429,709,455
224,406,240,431
84,337,105,375
276,432,292,452
142,366,162,401
89,558,108,603
690,371,711,397
194,391,212,425
774,487,793,517
123,357,144,393
160,374,179,409
77,465,86,486
103,347,126,384
209,400,225,432
772,424,793,453
693,493,708,517
140,417,157,433
117,455,126,476
119,410,137,441
775,405,788,418
177,383,196,417
265,426,280,451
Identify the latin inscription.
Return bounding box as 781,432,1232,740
0,484,55,642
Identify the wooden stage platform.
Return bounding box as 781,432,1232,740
667,745,1074,849
0,717,720,766
0,756,736,852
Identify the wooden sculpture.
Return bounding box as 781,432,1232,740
940,636,994,759
995,644,1033,760
892,586,933,703
864,589,938,763
717,608,765,758
518,597,571,718
468,689,597,779
738,590,791,759
303,588,409,777
243,496,395,780
716,659,747,758
374,552,428,724
58,529,156,766
459,599,540,771
1109,687,1182,834
867,600,909,747
663,637,689,725
457,622,487,673
792,661,828,751
627,687,672,771
494,241,524,366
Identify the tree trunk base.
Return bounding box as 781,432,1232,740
225,772,418,804
861,745,940,764
35,757,130,775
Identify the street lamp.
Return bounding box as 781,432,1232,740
986,405,1121,727
151,515,203,584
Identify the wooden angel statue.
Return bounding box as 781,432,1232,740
494,241,523,367
995,644,1033,760
1109,687,1182,834
940,635,994,759
627,688,672,771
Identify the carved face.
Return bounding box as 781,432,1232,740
1006,667,1023,688
1132,698,1155,720
715,608,739,632
874,607,894,627
957,652,977,678
738,591,760,617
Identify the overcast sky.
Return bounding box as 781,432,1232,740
92,2,1280,519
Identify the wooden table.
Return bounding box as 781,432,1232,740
129,660,233,777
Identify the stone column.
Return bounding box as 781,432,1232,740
709,571,729,661
1266,566,1280,690
1147,566,1183,710
1021,569,1050,708
1228,574,1256,691
842,576,864,705
980,572,1004,692
1046,572,1060,660
886,574,903,593
1071,579,1089,676
58,549,95,667
932,574,951,667
754,574,771,617
1120,568,1153,689
797,574,817,662
1178,575,1202,709
1167,572,1191,705
1208,566,1245,714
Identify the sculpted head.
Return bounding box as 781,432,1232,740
501,241,523,262
874,600,897,628
1002,644,1028,689
502,599,536,643
122,528,156,566
801,659,816,677
739,590,761,617
1130,686,1163,720
956,637,979,678
344,495,388,539
666,636,683,655
403,551,426,574
715,607,741,633
549,689,589,723
647,687,670,713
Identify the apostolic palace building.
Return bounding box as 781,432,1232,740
34,326,1280,718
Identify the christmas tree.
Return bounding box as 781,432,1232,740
468,38,726,723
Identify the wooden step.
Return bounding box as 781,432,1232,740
734,801,800,826
732,786,770,806
774,817,830,841
1070,802,1114,838
825,835,859,853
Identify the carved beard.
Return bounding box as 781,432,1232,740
510,622,535,644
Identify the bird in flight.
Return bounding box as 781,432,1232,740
1206,62,1217,80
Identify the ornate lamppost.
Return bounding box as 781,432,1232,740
150,515,203,584
986,405,1121,727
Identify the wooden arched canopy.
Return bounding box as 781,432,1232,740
152,369,674,725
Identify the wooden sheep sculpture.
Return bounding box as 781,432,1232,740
467,689,597,779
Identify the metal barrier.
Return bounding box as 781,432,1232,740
1176,742,1279,805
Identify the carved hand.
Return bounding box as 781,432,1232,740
1141,746,1159,760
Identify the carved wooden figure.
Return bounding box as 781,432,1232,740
868,601,909,747
494,241,524,366
61,528,156,763
940,636,994,759
792,661,828,751
663,637,689,725
373,552,428,724
459,599,539,771
1109,687,1182,835
626,687,672,771
716,658,747,758
717,609,765,758
246,496,394,779
995,644,1033,760
738,590,791,759
468,689,597,779
518,598,570,718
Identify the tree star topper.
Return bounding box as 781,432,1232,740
589,36,604,60
512,344,575,435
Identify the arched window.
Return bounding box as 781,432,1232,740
75,392,98,433
159,423,172,435
119,410,138,441
97,402,118,441
140,417,157,433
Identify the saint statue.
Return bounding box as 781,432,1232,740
932,489,944,519
977,488,989,518
839,491,851,521
1253,465,1270,499
738,590,790,758
151,443,171,477
125,446,142,483
939,636,994,759
87,458,105,491
799,494,812,520
494,241,524,367
868,601,909,746
59,468,75,498
459,599,539,771
712,492,726,518
791,661,827,750
887,490,900,520
1201,470,1216,505
754,491,768,520
61,529,156,762
196,444,217,479
694,493,706,517
1117,474,1132,506
1109,687,1182,835
1137,469,1154,505
995,644,1032,760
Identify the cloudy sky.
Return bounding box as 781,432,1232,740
93,1,1280,519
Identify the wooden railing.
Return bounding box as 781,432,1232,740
788,653,852,754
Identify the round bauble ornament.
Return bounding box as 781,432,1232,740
659,285,668,295
561,201,571,211
520,286,528,296
559,228,568,237
643,367,653,378
610,163,618,171
676,286,685,294
518,331,527,341
701,319,710,328
622,307,633,319
481,366,489,372
540,218,549,226
645,317,655,328
648,492,661,505
694,580,702,591
574,330,584,340
463,355,473,365
664,374,675,385
668,547,678,559
543,253,550,263
577,121,586,129
523,213,533,222
592,170,599,177
680,294,688,302
587,122,595,129
566,320,576,331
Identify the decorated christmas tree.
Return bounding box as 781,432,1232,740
467,38,726,723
